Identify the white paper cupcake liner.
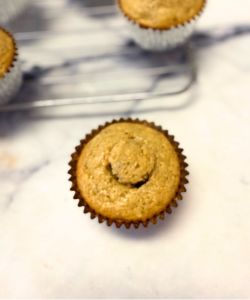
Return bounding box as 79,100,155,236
0,30,22,105
0,0,29,24
118,1,206,51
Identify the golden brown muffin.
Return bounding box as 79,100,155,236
118,0,206,29
0,28,16,78
69,119,188,228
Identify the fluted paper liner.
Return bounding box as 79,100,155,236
68,119,189,229
0,28,22,105
117,0,207,51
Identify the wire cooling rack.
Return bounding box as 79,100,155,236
0,0,196,113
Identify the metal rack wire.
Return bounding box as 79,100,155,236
0,0,196,113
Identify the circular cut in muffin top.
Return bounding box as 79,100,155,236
76,121,182,222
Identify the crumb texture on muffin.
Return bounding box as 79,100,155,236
119,0,205,29
76,122,181,222
0,29,15,78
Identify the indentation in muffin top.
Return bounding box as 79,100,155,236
76,122,181,221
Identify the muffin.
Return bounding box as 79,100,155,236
0,0,29,24
117,0,206,51
0,28,22,105
69,119,188,228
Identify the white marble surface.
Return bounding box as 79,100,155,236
0,0,250,298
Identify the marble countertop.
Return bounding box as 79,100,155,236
0,0,250,298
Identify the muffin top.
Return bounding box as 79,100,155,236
119,0,205,29
0,29,15,78
76,121,181,222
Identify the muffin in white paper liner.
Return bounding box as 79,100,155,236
0,60,22,105
0,0,29,24
118,0,206,51
0,29,22,105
